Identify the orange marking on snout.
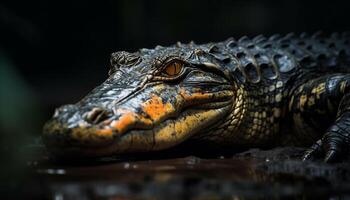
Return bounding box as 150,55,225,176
142,95,174,121
110,110,137,134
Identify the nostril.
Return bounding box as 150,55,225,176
84,108,110,124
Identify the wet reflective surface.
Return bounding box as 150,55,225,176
6,146,350,200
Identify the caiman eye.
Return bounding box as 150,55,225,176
162,61,183,76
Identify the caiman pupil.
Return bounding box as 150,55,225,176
43,32,350,163
162,61,184,76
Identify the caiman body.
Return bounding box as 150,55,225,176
43,32,350,162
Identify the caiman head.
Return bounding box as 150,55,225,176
43,41,240,158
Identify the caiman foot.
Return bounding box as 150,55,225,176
303,113,350,163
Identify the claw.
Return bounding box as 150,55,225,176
302,139,323,161
322,126,347,163
302,151,313,161
324,149,339,163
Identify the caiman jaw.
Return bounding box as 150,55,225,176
43,89,234,158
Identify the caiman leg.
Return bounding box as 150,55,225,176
288,73,350,162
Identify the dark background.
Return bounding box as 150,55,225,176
0,0,349,155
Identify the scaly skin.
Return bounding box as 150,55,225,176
43,32,350,162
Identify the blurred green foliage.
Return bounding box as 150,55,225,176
0,50,44,197
0,51,41,139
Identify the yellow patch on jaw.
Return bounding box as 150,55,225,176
96,128,113,136
182,92,212,102
70,126,115,146
179,89,234,105
141,95,175,121
153,107,229,150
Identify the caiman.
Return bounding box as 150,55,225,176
43,32,350,162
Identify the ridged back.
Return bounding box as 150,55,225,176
208,32,350,86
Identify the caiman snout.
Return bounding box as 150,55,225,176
43,45,236,159
43,104,116,151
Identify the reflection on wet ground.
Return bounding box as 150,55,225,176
16,147,349,200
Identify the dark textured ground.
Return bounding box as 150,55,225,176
6,146,346,200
